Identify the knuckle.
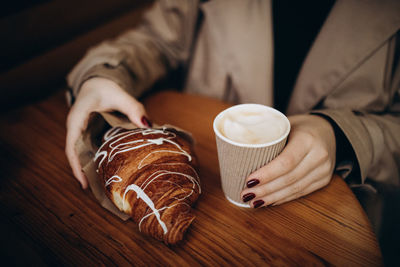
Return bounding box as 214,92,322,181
319,149,330,163
321,161,333,175
264,183,278,195
279,155,295,169
283,174,297,186
136,101,144,109
66,109,76,128
66,115,72,129
299,131,314,146
137,102,146,112
65,147,73,161
65,142,75,155
136,104,145,114
322,176,331,186
322,179,330,187
292,184,302,195
294,190,305,200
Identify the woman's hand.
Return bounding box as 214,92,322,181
65,77,151,189
241,114,336,208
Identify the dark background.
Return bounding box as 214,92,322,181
0,0,151,111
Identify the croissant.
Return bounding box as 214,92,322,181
94,126,201,244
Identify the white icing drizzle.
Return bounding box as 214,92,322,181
105,175,122,187
141,169,200,200
95,127,200,235
138,202,190,232
94,127,192,172
123,183,168,234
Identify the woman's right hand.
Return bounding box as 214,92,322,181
65,77,151,189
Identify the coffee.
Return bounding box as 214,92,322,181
216,104,288,145
213,104,291,207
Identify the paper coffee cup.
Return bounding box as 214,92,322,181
213,104,290,208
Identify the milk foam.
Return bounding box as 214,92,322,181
218,106,287,145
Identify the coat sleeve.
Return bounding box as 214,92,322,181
66,0,200,103
313,107,400,185
309,28,400,186
312,33,400,186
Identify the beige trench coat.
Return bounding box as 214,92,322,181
67,0,400,187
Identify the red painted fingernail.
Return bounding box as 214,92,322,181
247,179,260,188
253,200,264,208
141,116,152,128
242,193,256,202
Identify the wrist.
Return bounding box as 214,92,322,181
79,77,123,99
310,112,360,182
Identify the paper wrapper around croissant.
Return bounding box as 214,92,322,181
215,135,287,207
75,112,199,244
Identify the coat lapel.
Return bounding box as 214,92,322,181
287,0,400,115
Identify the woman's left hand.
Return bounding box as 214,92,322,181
240,114,336,208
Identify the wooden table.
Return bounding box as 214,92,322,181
0,90,382,266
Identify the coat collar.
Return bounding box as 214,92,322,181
287,0,400,115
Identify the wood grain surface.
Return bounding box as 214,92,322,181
0,90,382,266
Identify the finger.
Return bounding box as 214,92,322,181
249,163,331,208
247,136,309,184
65,144,88,189
243,144,331,197
115,93,152,128
65,107,90,189
272,178,332,206
243,151,315,198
